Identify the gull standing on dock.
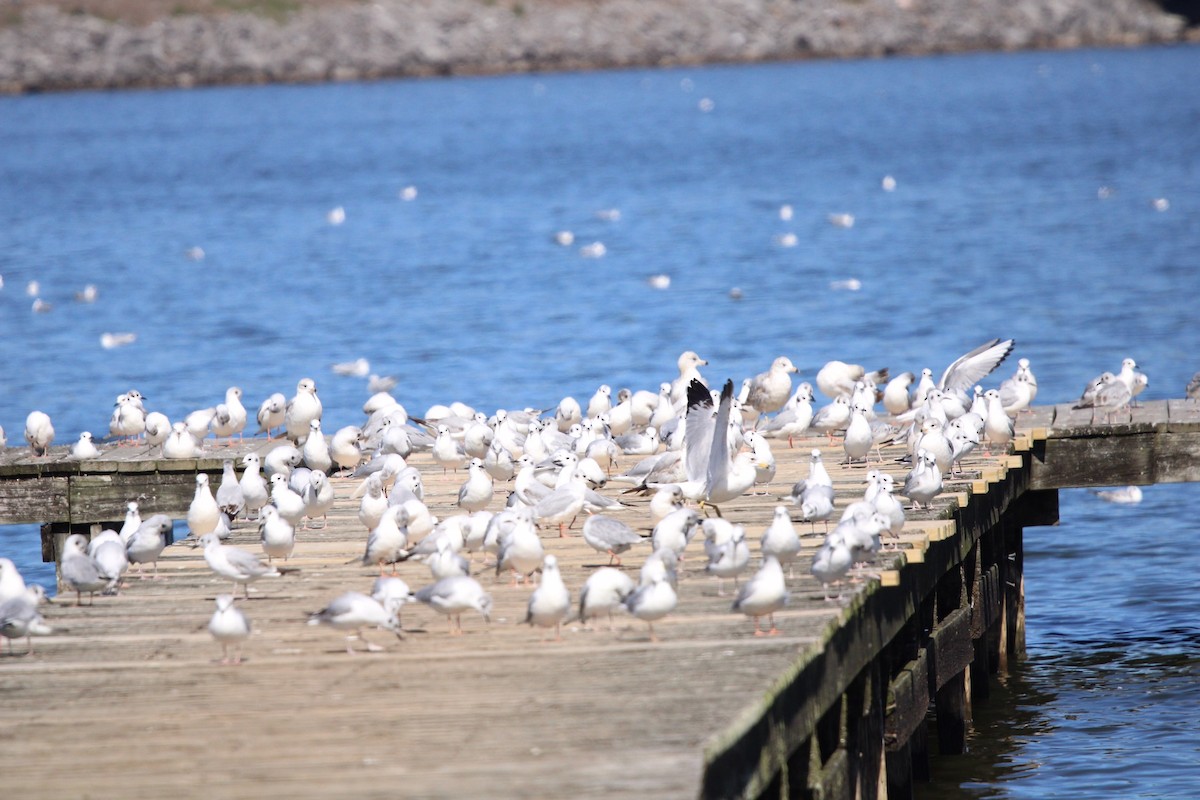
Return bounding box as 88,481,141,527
89,530,128,594
761,506,802,577
61,534,109,606
256,392,286,438
284,379,322,444
239,453,269,520
125,514,173,578
258,505,296,563
414,575,493,635
329,425,364,475
0,558,25,605
360,506,410,575
215,460,245,524
302,419,332,473
456,458,494,512
308,591,403,654
983,390,1014,454
582,514,643,566
24,411,54,456
209,594,251,665
623,570,677,642
816,361,888,400
69,431,101,461
524,554,571,641
0,585,53,655
211,386,247,441
187,473,221,538
704,518,751,596
199,534,280,599
745,356,799,415
578,567,636,630
732,555,788,636
811,532,853,601
670,351,709,404
901,449,943,510
162,422,201,458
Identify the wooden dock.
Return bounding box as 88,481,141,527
0,400,1196,798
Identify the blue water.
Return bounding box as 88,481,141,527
1,44,1198,797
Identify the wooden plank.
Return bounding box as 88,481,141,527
0,476,70,525
930,606,973,691
885,651,930,752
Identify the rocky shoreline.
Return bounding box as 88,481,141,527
0,0,1194,94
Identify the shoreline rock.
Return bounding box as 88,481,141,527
0,0,1193,95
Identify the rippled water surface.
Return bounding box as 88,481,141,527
1,44,1198,797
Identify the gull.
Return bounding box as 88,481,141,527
61,534,110,605
425,538,471,581
214,459,245,522
301,419,332,473
483,439,515,481
414,575,493,635
998,358,1037,415
670,351,709,404
946,418,980,474
842,404,873,465
0,558,26,605
761,506,802,577
704,519,750,595
100,332,137,349
1187,372,1200,402
239,453,269,520
532,462,586,535
816,361,888,400
1092,486,1144,504
269,473,306,527
811,532,853,601
143,411,170,450
326,206,346,225
495,509,545,584
937,339,1015,410
125,514,173,578
582,515,643,566
163,422,201,459
108,394,146,444
652,507,701,561
88,530,128,593
0,586,52,655
744,430,777,484
199,533,280,599
732,555,788,635
901,449,943,510
117,502,141,545
284,378,322,444
332,357,370,377
623,571,677,642
587,384,613,419
360,505,410,575
462,414,494,458
649,485,684,523
301,470,335,528
757,383,815,448
368,374,398,393
184,406,218,443
702,380,757,513
883,373,915,416
355,472,388,534
913,418,953,474
210,387,247,441
256,392,287,438
431,424,468,473
746,356,799,414
68,431,101,460
209,594,251,665
186,473,221,538
811,395,852,444
524,555,571,641
74,284,98,303
867,473,906,540
457,458,494,512
1094,378,1133,423
579,567,635,630
24,410,54,456
371,576,417,623
308,592,404,654
983,390,1014,454
554,396,582,433
259,505,296,563
614,426,659,456
641,547,679,589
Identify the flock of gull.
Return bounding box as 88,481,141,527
0,343,1168,661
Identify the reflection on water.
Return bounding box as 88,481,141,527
922,486,1200,799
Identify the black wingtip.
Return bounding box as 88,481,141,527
721,379,734,400
686,378,711,410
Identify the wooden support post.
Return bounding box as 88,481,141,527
885,739,914,800
910,720,931,783
934,669,969,756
